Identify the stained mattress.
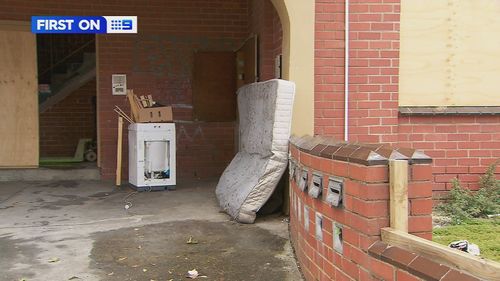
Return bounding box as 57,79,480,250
215,79,296,223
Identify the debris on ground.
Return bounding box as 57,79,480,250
48,257,60,263
449,240,481,256
186,236,198,244
117,257,127,261
68,277,80,280
187,269,199,278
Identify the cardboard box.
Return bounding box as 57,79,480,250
137,106,173,123
127,89,173,123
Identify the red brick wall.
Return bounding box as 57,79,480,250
39,79,97,157
248,0,282,81
313,0,499,197
398,115,500,199
289,138,433,281
0,0,252,179
315,0,401,143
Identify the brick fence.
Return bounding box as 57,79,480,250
288,135,483,281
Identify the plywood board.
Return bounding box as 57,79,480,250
193,51,237,122
0,22,39,168
399,0,500,106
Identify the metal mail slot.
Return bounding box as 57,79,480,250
298,168,308,191
308,172,323,199
289,160,296,181
315,213,323,241
326,177,343,207
294,164,301,183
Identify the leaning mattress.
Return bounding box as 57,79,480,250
216,79,296,223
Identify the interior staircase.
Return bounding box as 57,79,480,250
39,50,96,113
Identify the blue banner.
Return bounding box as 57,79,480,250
31,16,137,34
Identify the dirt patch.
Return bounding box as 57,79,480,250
90,220,291,281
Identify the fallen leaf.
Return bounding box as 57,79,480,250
107,272,114,276
117,257,127,261
48,257,60,263
186,236,198,244
187,269,199,279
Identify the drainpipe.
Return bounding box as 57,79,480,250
344,0,350,142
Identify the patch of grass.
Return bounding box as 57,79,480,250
433,218,500,262
436,162,499,224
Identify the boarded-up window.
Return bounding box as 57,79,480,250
399,0,500,106
192,51,236,121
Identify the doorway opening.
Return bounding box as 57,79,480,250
36,34,97,168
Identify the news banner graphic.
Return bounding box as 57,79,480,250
31,16,137,34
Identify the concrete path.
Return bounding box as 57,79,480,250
0,180,302,281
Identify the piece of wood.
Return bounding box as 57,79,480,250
381,228,500,281
0,21,38,168
192,51,237,121
389,160,408,232
114,106,133,123
399,0,500,106
127,90,139,121
0,20,30,32
115,117,123,186
139,95,148,108
147,94,153,107
235,35,258,88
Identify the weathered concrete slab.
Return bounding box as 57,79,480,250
0,179,301,281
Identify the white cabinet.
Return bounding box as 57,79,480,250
128,123,176,189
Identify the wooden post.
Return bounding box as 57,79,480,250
115,116,123,186
389,160,409,232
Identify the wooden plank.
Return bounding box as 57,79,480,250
126,90,139,121
115,117,123,186
235,35,258,88
389,160,408,232
147,94,153,107
192,51,237,121
399,0,500,106
0,22,38,168
382,228,500,281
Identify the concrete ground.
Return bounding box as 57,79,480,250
0,179,302,281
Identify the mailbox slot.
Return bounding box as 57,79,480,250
303,206,310,231
298,168,308,191
334,223,343,253
289,160,296,181
308,172,323,199
326,177,343,207
294,165,302,184
315,213,323,241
